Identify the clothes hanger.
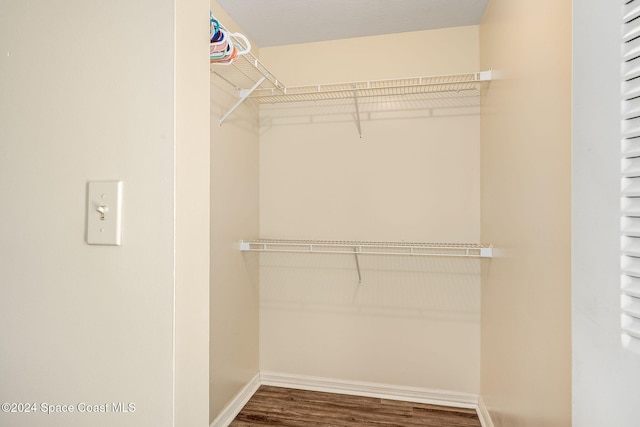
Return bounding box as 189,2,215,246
209,11,251,64
210,43,234,61
229,32,251,56
210,11,220,41
210,29,229,54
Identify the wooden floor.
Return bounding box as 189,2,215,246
230,386,481,426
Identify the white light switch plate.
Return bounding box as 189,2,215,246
87,181,122,245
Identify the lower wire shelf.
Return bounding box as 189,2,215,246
239,239,492,258
239,239,492,284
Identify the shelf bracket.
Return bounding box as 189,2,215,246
220,76,267,125
353,246,362,284
480,247,493,258
352,84,362,138
478,70,492,81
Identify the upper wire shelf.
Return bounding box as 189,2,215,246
212,48,286,99
248,72,492,104
212,54,490,104
209,17,491,134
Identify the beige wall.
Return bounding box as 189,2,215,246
209,4,261,421
479,0,572,425
0,1,209,426
257,27,483,393
260,26,481,84
175,0,211,425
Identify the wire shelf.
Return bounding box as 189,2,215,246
212,58,491,105
212,48,285,97
240,239,492,258
209,16,491,134
248,72,490,104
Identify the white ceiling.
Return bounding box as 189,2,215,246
216,0,490,48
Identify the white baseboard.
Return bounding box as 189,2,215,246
210,373,260,427
260,371,479,409
477,395,495,427
210,371,493,427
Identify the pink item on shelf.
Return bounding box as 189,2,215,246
210,29,229,54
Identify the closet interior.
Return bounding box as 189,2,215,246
209,10,492,423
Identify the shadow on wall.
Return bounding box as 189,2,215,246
243,252,483,322
258,93,481,137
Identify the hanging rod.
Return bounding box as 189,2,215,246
239,239,493,258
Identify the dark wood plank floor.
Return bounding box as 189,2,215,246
230,385,481,426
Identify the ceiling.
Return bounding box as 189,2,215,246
215,0,490,48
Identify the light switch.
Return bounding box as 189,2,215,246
87,181,122,245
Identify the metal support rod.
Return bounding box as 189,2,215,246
352,84,362,138
354,247,362,284
220,76,267,125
